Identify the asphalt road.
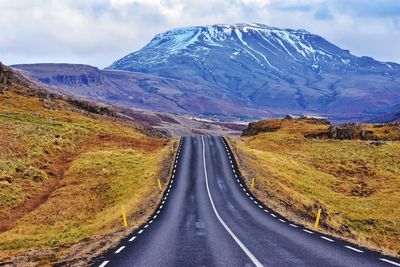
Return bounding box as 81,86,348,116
93,136,400,267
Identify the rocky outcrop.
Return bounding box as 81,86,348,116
328,124,373,140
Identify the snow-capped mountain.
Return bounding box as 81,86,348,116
109,23,400,120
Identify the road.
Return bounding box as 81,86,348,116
94,136,400,267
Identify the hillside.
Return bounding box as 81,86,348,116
12,63,268,121
0,62,176,265
229,118,400,257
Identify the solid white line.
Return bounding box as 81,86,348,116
303,229,314,234
201,137,263,267
279,219,286,223
114,246,125,254
345,246,363,253
138,229,144,234
321,236,334,242
379,258,400,266
98,260,109,267
129,236,136,242
289,224,298,228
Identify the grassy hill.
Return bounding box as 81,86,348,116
0,63,176,265
229,118,400,257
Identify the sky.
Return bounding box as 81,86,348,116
1,0,400,68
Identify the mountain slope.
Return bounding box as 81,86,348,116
109,23,400,121
13,63,269,120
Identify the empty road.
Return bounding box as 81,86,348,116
94,136,399,267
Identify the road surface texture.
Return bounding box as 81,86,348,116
93,136,400,267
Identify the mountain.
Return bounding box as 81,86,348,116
108,23,400,121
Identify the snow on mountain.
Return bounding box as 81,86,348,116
107,23,400,121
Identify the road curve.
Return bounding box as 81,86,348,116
93,136,400,267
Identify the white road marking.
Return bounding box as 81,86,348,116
149,220,153,224
153,215,157,219
163,196,167,200
253,200,258,204
237,179,240,182
264,209,269,213
173,170,176,173
235,174,238,178
289,224,298,228
271,214,276,217
279,219,286,223
303,229,314,234
167,189,170,192
159,205,163,209
321,236,334,242
201,137,263,267
162,200,165,204
129,236,136,242
379,258,400,266
345,246,363,253
169,184,172,189
258,205,263,209
250,197,254,200
233,169,236,173
246,193,250,196
114,246,125,254
240,184,243,187
138,229,144,234
231,164,235,168
144,224,149,228
157,210,160,214
98,260,109,267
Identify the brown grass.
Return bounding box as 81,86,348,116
0,85,176,265
229,119,400,257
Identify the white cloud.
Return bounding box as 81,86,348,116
0,0,399,68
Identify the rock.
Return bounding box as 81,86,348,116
328,123,373,140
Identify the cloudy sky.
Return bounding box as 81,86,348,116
1,0,400,68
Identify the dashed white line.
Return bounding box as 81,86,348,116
231,164,234,168
167,189,170,193
321,236,334,242
379,258,400,266
114,246,125,254
279,219,286,223
250,197,254,200
235,174,238,178
129,236,136,242
264,209,269,213
271,214,276,218
258,205,263,209
237,179,240,182
157,210,160,214
345,246,363,253
99,261,110,267
98,260,109,267
303,229,314,234
162,200,165,204
289,224,298,228
246,192,250,196
144,224,149,228
153,215,157,219
149,220,153,224
138,229,144,234
240,184,243,187
253,200,258,204
159,205,163,209
233,169,236,173
202,137,263,267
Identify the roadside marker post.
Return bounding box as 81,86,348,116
251,178,255,190
314,208,322,230
121,205,128,227
157,179,162,190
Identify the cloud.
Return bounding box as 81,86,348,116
0,0,400,68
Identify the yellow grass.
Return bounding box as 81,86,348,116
0,87,174,263
230,120,400,256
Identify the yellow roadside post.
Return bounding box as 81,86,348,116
121,205,128,227
314,208,322,230
251,178,255,190
157,179,162,190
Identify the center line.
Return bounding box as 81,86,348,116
202,136,263,267
114,246,125,254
